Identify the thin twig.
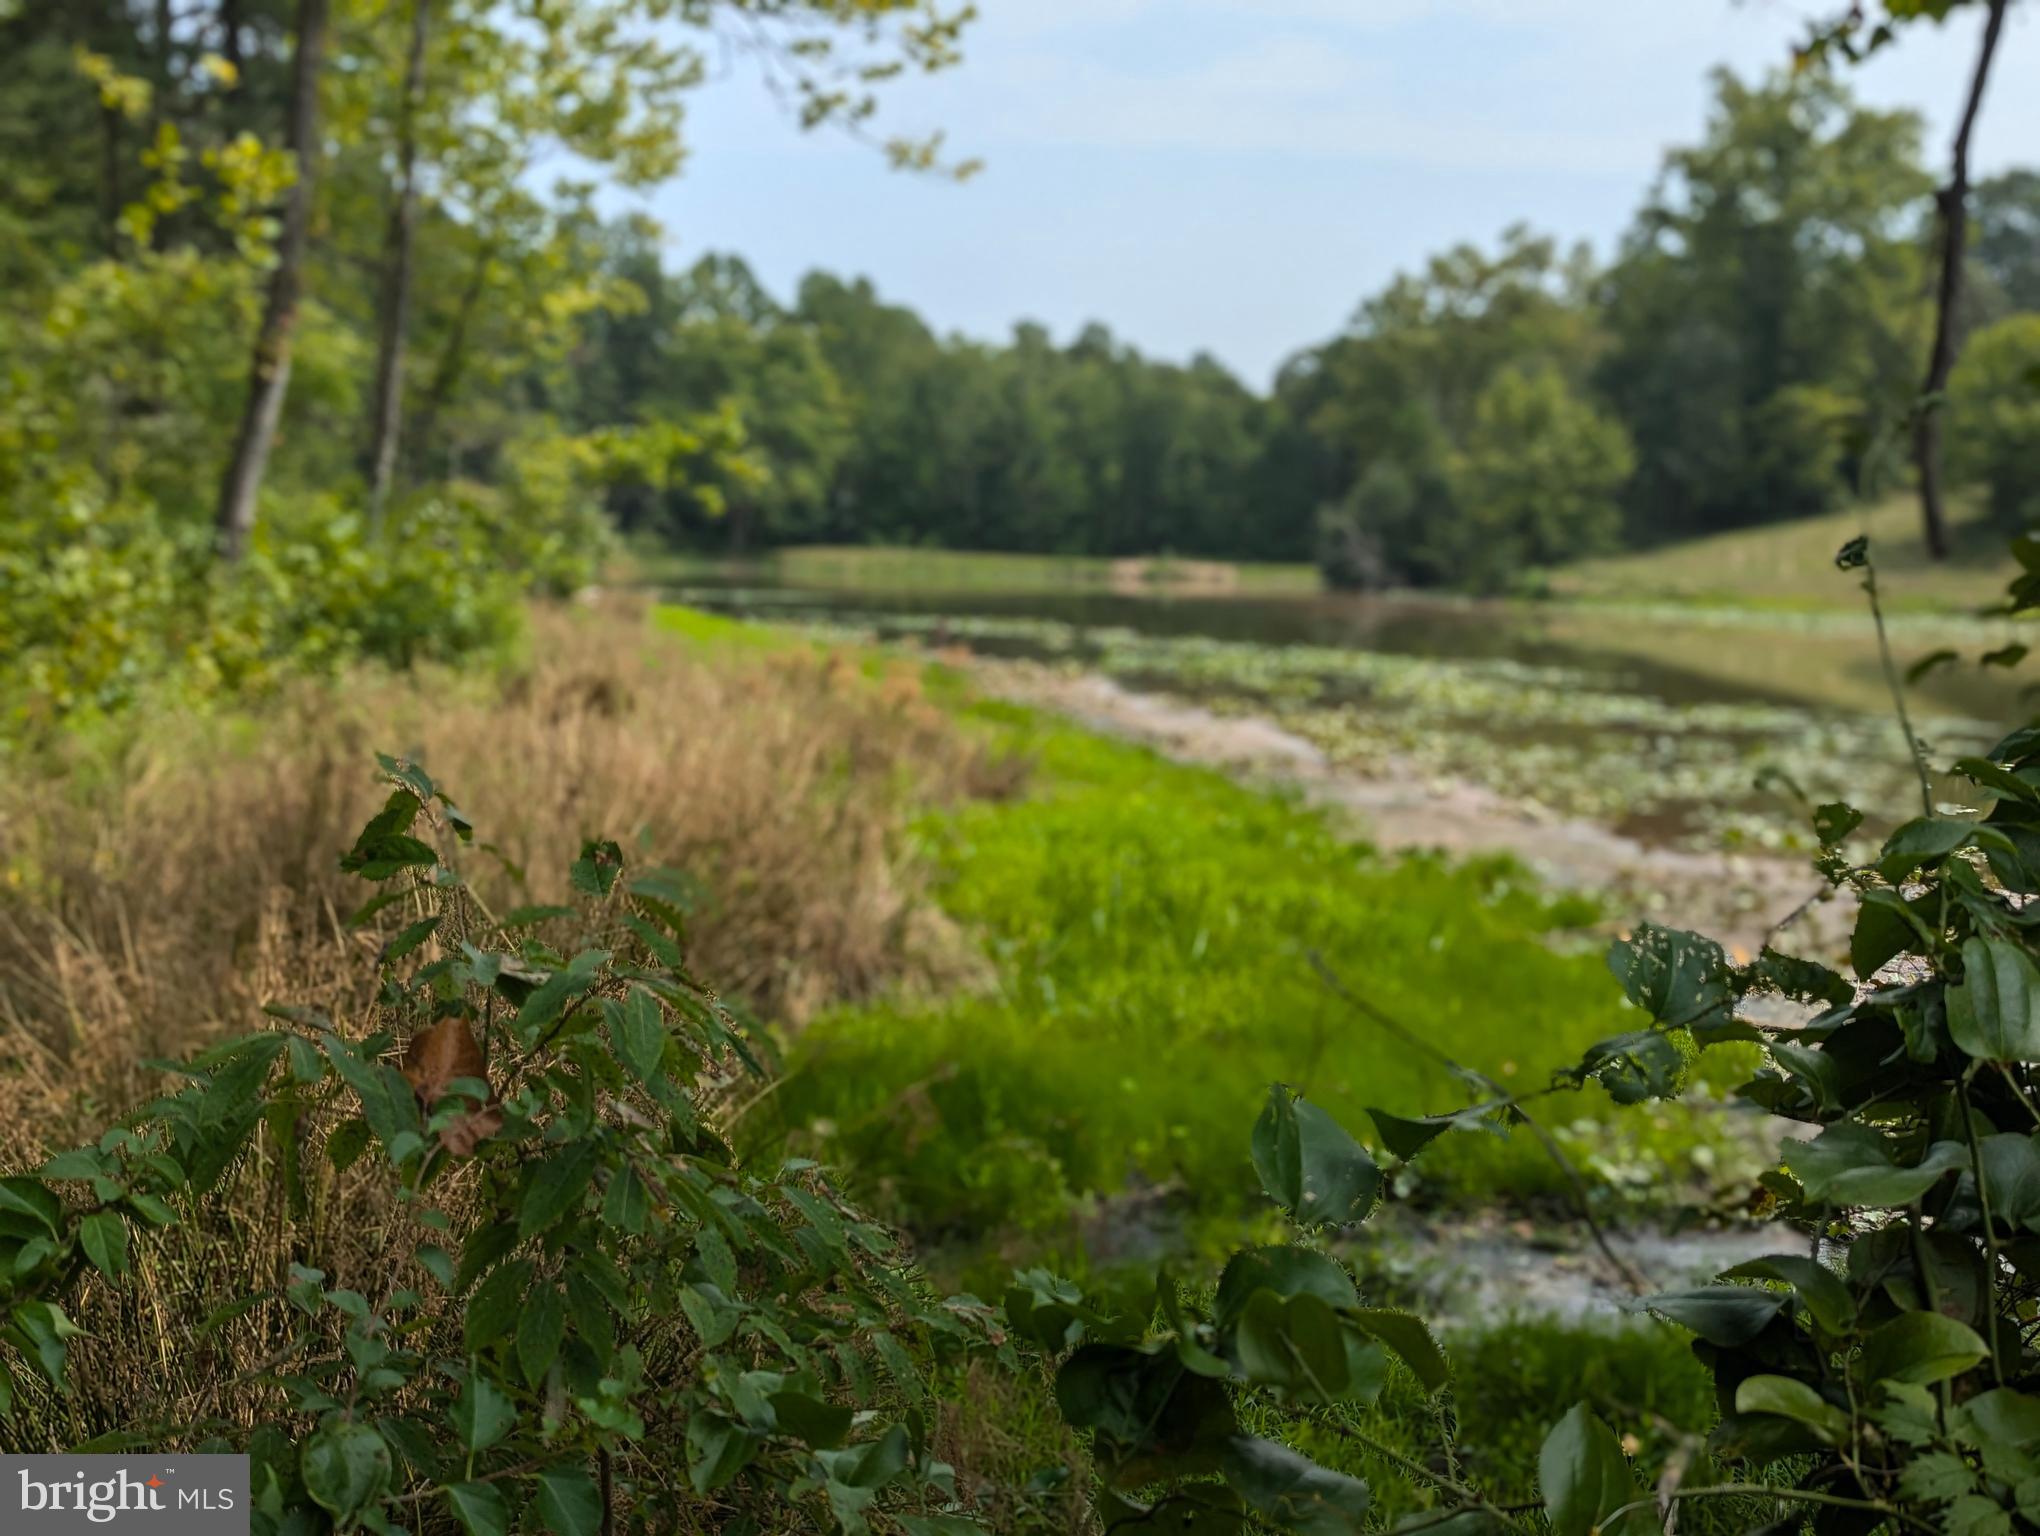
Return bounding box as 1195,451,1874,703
1860,554,1935,817
1959,1073,2008,1386
1309,951,1652,1294
1605,1483,1933,1534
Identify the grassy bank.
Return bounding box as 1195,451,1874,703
1550,490,2016,612
749,664,1767,1265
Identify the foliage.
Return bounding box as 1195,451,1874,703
1446,365,1634,591
1596,69,1932,541
0,0,969,734
1018,536,2040,1533
0,755,1009,1533
1950,315,2040,528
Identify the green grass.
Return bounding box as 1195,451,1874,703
756,699,1765,1250
1278,1318,1786,1533
629,543,1323,596
1551,491,2016,613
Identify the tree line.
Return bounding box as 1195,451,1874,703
585,71,2040,589
8,0,2040,732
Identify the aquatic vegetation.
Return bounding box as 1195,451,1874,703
670,595,2000,850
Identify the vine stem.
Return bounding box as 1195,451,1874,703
1314,1420,1537,1536
1959,1073,2008,1386
1859,552,1935,818
1308,952,1651,1294
1605,1483,1935,1533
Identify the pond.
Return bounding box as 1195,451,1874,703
663,572,2017,851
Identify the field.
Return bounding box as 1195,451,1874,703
1549,490,2018,612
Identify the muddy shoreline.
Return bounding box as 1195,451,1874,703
977,660,1855,959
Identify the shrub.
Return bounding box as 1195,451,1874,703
0,755,1012,1534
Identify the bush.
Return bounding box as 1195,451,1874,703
0,756,1014,1533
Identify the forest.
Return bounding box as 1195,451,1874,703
14,1,2040,1534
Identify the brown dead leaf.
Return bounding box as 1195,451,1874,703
400,1016,500,1156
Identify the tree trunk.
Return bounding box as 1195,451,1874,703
362,0,432,531
214,0,328,563
219,0,243,81
1914,0,2008,562
99,103,122,257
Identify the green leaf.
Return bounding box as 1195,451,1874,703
1721,1254,1856,1335
1950,937,2040,1062
571,840,624,898
1787,1121,1968,1208
770,1390,854,1449
1733,1375,1848,1444
605,986,668,1086
444,1481,509,1536
1234,1290,1349,1400
464,1259,534,1352
1365,1104,1500,1161
1852,888,1937,979
518,1142,600,1240
1606,923,1732,1035
1351,1309,1448,1393
1815,802,1864,847
1221,1436,1371,1535
1906,649,1961,685
1251,1086,1380,1227
1641,1286,1785,1347
1858,1311,1990,1387
301,1422,392,1527
517,1284,566,1386
535,1465,602,1536
1900,1450,1978,1503
500,904,576,929
450,1373,514,1453
1574,1029,1683,1104
1958,757,2040,805
1946,1494,2015,1536
1976,1133,2040,1230
0,1177,62,1235
687,1412,760,1494
382,915,442,964
77,1210,129,1280
1213,1245,1357,1329
40,1148,106,1181
1538,1402,1642,1536
1879,817,1980,884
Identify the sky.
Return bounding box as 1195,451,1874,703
623,1,2040,390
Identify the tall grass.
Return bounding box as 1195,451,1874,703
0,600,1009,1160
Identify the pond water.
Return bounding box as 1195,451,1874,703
664,574,2010,851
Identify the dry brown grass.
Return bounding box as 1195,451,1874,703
0,598,1018,1164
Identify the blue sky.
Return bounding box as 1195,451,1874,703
623,1,2040,389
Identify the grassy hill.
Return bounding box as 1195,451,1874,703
1551,492,2017,613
